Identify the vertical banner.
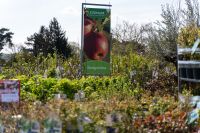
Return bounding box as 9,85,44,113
81,3,111,76
0,80,20,103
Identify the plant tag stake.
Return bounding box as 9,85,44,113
44,117,62,133
60,94,67,99
0,122,4,133
79,90,85,99
17,118,40,133
31,121,40,133
178,93,185,103
17,117,31,133
197,102,200,109
54,94,61,100
74,93,80,101
74,91,85,101
130,70,136,78
186,108,199,124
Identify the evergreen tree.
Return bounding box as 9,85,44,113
0,28,13,52
26,18,72,58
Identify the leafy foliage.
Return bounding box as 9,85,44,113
15,74,137,102
112,21,146,55
146,4,180,68
178,22,200,46
182,0,200,26
0,93,199,132
3,1,200,132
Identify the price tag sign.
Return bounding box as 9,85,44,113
0,80,20,103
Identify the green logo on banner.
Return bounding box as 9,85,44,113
83,60,110,75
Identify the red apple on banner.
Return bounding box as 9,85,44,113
84,32,109,60
84,18,95,37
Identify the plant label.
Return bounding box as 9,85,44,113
78,90,85,99
44,118,62,133
197,101,200,109
17,118,40,133
54,94,61,100
0,124,4,133
186,108,199,124
74,93,80,101
31,121,40,133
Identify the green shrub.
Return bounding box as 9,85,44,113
53,78,77,99
0,74,5,79
18,75,58,102
14,75,139,101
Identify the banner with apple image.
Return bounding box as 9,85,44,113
82,7,111,75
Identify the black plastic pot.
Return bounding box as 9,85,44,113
179,61,200,80
193,68,200,79
187,68,194,79
180,68,187,78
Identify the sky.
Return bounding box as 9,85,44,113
0,0,176,53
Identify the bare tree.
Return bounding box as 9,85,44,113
182,0,199,26
112,21,146,54
146,3,181,69
112,21,144,43
177,0,200,47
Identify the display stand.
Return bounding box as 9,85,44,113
178,44,200,96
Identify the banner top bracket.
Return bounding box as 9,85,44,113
82,3,112,7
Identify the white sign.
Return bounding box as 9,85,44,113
1,93,19,102
0,80,20,103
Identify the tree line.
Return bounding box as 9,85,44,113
0,0,199,68
0,18,73,59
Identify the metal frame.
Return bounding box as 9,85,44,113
177,42,180,96
178,46,200,95
80,3,112,76
82,3,112,7
80,3,84,76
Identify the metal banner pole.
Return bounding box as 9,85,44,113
81,3,84,76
